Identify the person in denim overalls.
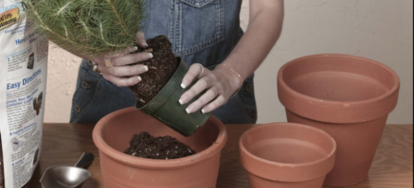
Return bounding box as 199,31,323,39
70,0,284,124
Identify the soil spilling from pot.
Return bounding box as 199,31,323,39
124,132,196,160
129,35,179,105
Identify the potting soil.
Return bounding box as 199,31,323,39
124,132,196,160
129,35,179,105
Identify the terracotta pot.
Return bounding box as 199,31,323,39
93,107,227,188
240,123,337,188
277,54,400,186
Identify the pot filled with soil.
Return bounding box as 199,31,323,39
93,107,228,188
277,54,400,186
130,36,211,137
240,123,337,188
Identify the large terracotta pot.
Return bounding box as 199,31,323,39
93,107,227,188
240,123,337,188
277,54,400,186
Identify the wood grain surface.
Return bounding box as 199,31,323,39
27,124,413,188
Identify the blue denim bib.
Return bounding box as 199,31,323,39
70,0,257,124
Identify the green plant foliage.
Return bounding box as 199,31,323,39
21,0,145,56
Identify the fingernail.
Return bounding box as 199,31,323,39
181,83,187,89
143,66,149,72
201,109,206,114
186,107,193,114
148,53,153,58
179,96,187,105
131,46,138,52
142,42,149,47
137,76,142,82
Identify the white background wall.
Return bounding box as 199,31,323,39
44,0,413,124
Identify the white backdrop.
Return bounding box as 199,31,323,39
44,0,413,124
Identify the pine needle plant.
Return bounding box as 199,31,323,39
22,0,179,104
21,0,145,56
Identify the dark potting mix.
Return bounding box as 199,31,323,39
124,132,196,160
129,35,179,105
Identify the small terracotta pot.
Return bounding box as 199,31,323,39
277,54,400,186
240,123,337,188
93,107,227,188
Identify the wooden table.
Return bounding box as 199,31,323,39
27,124,413,188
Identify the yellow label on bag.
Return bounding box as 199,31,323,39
0,7,20,31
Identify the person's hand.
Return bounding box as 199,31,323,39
179,64,244,114
81,32,153,87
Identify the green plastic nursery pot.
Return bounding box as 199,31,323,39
136,57,212,137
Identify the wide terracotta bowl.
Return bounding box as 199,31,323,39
240,123,337,188
277,54,400,186
93,107,227,188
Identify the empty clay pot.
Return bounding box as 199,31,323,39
277,54,400,186
93,107,227,188
240,123,337,188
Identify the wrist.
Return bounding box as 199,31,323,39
215,64,244,93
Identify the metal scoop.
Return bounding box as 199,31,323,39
40,152,95,188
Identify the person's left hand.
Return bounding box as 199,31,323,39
179,64,243,114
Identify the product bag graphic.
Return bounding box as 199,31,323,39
33,92,43,116
11,138,24,152
26,53,34,69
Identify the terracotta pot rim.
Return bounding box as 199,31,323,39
278,54,400,106
240,123,337,169
92,107,228,169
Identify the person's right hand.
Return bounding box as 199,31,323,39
76,32,153,87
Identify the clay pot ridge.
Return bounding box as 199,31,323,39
93,108,227,169
240,123,337,186
240,124,336,169
278,54,400,124
278,54,400,104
